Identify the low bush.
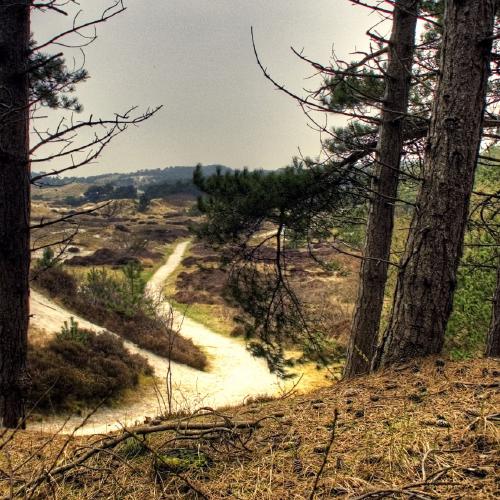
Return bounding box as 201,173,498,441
28,325,152,413
32,264,77,298
66,248,140,267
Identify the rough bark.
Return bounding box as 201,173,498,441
486,263,500,357
344,0,419,378
373,0,497,369
0,0,31,428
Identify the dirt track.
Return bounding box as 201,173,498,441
29,241,280,435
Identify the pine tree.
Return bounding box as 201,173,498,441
373,0,498,368
345,0,419,377
198,0,500,371
0,0,31,428
194,162,361,371
0,1,158,428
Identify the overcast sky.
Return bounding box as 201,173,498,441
32,0,376,176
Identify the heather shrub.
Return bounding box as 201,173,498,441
32,264,77,298
28,328,152,413
67,301,207,371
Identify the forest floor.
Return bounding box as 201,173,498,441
2,356,498,499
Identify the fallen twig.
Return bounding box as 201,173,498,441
10,414,262,499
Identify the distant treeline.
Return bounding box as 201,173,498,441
33,164,233,188
62,176,210,207
143,179,199,198
64,183,137,206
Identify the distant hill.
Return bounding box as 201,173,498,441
32,164,233,188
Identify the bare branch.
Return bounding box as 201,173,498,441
31,1,126,52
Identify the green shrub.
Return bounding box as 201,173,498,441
446,241,496,359
37,247,56,269
80,267,123,310
80,264,149,317
445,159,498,358
57,317,89,343
121,261,147,312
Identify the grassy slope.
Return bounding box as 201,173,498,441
4,357,498,499
163,245,238,339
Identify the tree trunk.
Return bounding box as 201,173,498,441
373,0,497,369
0,0,31,428
344,0,419,378
486,263,500,357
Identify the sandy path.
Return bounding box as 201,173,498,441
29,241,279,435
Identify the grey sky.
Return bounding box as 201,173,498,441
32,1,375,176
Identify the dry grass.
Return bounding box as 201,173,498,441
30,198,192,262
2,357,497,499
167,241,357,345
31,201,58,220
164,244,240,339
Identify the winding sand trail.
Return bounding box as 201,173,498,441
30,241,280,435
